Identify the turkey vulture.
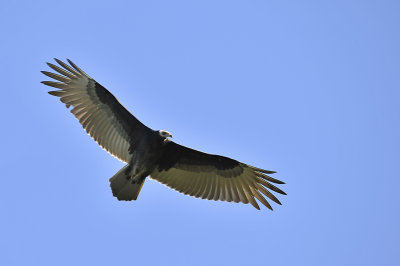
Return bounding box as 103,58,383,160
41,59,286,210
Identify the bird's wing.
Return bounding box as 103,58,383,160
150,142,286,210
41,58,152,163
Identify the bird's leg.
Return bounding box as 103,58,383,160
126,150,146,184
130,170,147,184
128,163,140,182
125,151,138,180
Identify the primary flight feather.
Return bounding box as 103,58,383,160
41,59,286,210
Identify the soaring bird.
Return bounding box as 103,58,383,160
41,59,286,210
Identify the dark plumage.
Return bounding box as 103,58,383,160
41,59,286,210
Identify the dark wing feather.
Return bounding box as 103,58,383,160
41,58,152,162
150,142,286,210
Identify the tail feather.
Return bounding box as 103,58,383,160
109,165,146,201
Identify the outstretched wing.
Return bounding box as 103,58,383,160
41,58,152,163
151,142,286,210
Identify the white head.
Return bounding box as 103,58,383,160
158,130,173,140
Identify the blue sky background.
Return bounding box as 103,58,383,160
1,1,399,265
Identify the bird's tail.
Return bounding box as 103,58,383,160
109,165,146,201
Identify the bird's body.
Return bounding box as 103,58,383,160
112,130,167,200
129,130,166,179
42,59,286,210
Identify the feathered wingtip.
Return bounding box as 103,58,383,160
245,164,287,210
41,58,92,108
248,165,286,185
41,58,91,81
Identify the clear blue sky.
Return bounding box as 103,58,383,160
1,1,399,265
